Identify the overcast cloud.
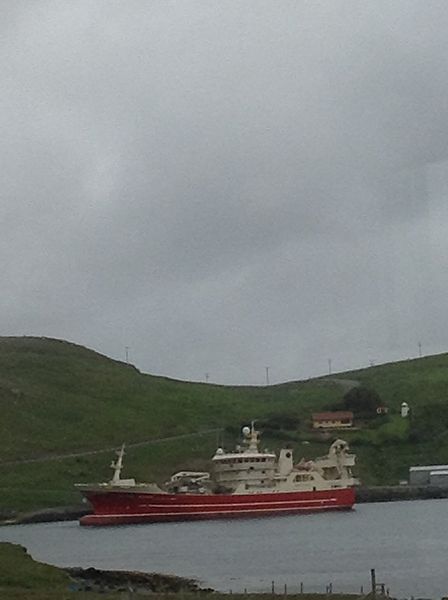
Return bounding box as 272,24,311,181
2,1,448,384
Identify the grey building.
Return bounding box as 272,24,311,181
409,464,448,486
429,470,448,487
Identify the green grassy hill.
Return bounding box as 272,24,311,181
1,336,448,514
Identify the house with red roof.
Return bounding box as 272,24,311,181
312,411,354,430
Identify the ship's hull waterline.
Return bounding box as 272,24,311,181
80,487,355,526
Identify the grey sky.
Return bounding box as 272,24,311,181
2,1,448,384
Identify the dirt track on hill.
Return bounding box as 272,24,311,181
0,429,223,467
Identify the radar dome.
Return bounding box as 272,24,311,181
242,426,251,436
216,447,224,455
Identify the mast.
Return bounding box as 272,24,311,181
248,421,259,452
110,443,126,485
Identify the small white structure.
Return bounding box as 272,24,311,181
401,402,410,418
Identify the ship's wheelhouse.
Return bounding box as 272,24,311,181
212,451,276,489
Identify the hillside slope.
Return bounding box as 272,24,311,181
1,336,448,513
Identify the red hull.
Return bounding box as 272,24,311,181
80,487,355,526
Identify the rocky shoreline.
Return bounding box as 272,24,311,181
2,485,448,526
356,485,448,503
1,505,90,525
65,565,211,594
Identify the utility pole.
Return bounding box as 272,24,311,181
370,568,376,599
418,341,422,358
328,358,332,375
265,366,270,385
125,346,130,364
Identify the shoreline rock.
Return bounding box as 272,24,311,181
356,485,448,503
65,565,211,594
1,505,90,525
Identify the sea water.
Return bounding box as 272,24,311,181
0,499,447,598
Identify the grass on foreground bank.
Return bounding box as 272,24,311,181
0,542,70,598
2,336,448,514
0,542,364,600
1,593,366,600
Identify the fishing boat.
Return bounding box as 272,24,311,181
76,423,357,526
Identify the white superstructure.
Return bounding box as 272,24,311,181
210,423,357,494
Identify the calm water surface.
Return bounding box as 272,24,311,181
1,500,447,598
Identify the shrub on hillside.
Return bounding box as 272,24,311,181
342,386,382,418
350,417,408,446
409,403,448,442
258,413,301,431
